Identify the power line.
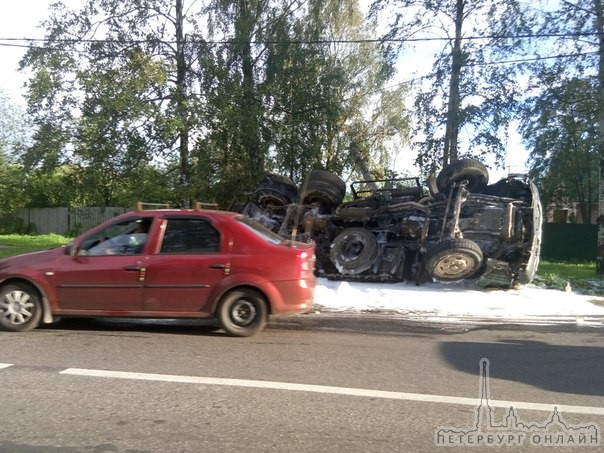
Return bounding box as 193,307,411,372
466,51,599,67
0,31,600,47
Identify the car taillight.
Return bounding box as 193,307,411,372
298,250,316,285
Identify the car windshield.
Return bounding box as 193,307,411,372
78,217,152,256
235,215,285,245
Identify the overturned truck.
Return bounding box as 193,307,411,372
241,158,542,288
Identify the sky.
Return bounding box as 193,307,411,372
313,278,604,326
0,0,63,103
0,0,529,179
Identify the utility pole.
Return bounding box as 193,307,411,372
596,0,604,273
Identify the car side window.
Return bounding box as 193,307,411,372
160,218,220,254
79,218,152,256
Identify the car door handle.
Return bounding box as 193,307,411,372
209,263,226,269
124,265,141,271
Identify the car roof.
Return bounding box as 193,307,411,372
121,208,239,220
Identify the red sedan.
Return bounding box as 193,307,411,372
0,208,316,336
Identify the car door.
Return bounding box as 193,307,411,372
141,216,230,315
53,217,153,312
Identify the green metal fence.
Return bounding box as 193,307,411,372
540,223,597,262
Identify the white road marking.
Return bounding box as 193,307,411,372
60,367,604,416
0,363,13,369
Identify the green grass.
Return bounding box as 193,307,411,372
0,234,70,259
534,260,604,294
1,234,604,294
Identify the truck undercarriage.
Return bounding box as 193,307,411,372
241,159,542,288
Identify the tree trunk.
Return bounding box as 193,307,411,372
443,0,464,166
239,0,263,184
175,0,191,207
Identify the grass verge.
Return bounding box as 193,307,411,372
0,234,70,259
534,260,604,295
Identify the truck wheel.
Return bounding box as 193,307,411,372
301,170,346,212
436,159,489,194
330,228,378,275
424,238,483,282
218,289,268,337
254,174,298,210
0,283,43,332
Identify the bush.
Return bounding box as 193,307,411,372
0,214,28,234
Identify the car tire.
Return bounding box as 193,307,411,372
301,170,347,212
424,238,484,282
330,228,379,275
254,174,298,209
0,283,43,332
436,159,489,194
218,289,268,337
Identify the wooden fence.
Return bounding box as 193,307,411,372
14,207,129,236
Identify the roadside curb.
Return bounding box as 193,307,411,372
269,311,604,334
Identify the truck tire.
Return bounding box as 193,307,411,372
330,228,379,275
254,174,298,209
436,159,489,194
424,238,484,282
301,170,346,212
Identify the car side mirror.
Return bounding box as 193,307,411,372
64,243,76,256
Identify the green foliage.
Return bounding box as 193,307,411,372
0,215,28,235
16,0,407,210
24,166,80,207
520,77,599,222
192,0,407,206
64,223,83,238
519,1,603,227
3,0,602,224
20,0,195,206
0,92,30,216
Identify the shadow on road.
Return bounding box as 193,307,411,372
39,317,227,337
440,339,604,397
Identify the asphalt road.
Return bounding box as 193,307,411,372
1,316,603,452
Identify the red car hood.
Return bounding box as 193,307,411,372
0,246,66,274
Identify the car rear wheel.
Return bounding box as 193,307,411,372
218,289,268,337
330,228,379,275
436,159,489,194
424,238,483,282
0,283,43,332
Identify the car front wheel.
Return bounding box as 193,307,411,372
0,283,43,332
424,238,484,282
218,289,268,337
